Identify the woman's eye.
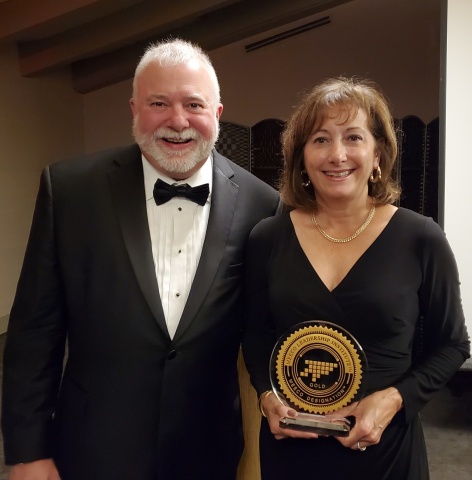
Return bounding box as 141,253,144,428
348,134,362,141
313,137,326,144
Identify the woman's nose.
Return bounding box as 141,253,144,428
329,140,347,162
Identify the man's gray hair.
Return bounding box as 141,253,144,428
132,38,220,104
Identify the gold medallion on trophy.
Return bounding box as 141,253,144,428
270,321,367,436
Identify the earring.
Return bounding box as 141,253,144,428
370,166,382,184
301,170,311,187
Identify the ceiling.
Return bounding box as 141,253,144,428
0,0,352,94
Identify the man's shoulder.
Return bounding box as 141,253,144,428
213,150,278,198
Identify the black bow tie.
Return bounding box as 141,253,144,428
153,179,210,206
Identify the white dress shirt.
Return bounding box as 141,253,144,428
142,155,212,339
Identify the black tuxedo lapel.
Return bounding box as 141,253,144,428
173,152,238,341
107,146,169,337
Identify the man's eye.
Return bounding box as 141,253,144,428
150,102,165,107
188,103,202,109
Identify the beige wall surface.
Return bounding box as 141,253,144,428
83,0,440,153
444,0,472,347
0,44,83,323
211,0,440,126
83,79,135,154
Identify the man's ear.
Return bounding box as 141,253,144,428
216,103,223,121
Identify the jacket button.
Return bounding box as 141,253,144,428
167,350,177,360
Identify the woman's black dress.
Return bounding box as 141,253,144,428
243,208,470,480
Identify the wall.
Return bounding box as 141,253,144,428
444,0,472,353
210,0,440,126
83,79,134,153
83,0,441,153
0,44,83,332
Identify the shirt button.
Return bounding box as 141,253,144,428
167,350,177,360
176,292,180,297
178,207,182,211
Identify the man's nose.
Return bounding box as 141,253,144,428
166,105,190,131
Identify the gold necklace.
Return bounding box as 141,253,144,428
311,199,376,243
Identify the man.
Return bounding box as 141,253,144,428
2,39,279,480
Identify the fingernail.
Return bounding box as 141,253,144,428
287,409,297,417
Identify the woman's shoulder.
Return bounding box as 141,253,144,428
394,207,447,244
394,207,438,229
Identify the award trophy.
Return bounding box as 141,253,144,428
270,321,367,437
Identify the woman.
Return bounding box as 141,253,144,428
242,77,470,480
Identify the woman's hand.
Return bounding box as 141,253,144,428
325,387,403,451
260,392,319,440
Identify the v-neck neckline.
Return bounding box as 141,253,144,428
287,208,400,293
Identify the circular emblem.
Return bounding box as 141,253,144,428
270,321,366,414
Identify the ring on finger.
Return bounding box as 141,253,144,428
357,441,367,451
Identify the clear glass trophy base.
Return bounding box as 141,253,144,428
279,412,351,437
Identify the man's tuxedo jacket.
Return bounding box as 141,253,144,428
2,144,279,480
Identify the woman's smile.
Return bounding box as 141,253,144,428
323,169,355,178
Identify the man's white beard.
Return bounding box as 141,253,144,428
133,120,219,174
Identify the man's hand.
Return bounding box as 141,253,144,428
8,459,61,480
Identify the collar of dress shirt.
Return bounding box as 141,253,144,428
141,152,213,204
